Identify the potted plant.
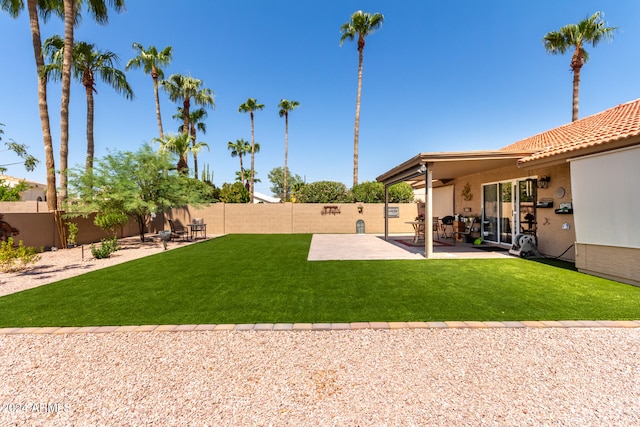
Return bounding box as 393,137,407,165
67,222,78,248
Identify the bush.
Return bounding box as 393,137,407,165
219,182,250,203
90,237,120,259
388,182,415,203
0,237,40,272
350,181,385,203
294,181,350,203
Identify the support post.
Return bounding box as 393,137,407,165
425,163,433,259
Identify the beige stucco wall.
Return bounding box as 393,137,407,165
576,244,640,286
446,162,576,261
166,203,420,235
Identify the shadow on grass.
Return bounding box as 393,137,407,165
529,257,577,271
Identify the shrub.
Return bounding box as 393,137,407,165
294,181,350,203
350,181,385,203
219,182,250,203
388,182,415,203
0,237,40,272
90,237,120,259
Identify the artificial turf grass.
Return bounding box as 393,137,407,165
1,234,639,327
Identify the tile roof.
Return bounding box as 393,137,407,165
501,98,640,164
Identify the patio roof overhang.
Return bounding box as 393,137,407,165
376,150,534,259
376,150,535,189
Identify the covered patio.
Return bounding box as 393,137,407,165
376,150,533,258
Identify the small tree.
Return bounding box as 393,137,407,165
267,166,303,201
68,144,211,242
0,179,29,202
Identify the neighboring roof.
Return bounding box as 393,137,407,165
0,175,45,188
503,98,640,165
253,191,281,204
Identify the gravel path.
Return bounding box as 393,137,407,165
1,328,639,426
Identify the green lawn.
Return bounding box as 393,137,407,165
1,234,639,327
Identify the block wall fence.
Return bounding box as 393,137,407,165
0,203,420,249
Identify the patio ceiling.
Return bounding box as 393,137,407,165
376,150,535,189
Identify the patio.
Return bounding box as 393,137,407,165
307,234,512,261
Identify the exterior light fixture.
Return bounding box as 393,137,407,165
537,176,550,189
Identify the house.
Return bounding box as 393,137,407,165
377,99,640,286
0,175,46,201
253,191,281,204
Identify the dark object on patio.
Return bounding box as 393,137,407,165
452,217,480,244
158,230,172,250
440,215,454,238
474,245,510,252
168,220,188,241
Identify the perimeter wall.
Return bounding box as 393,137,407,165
0,203,420,248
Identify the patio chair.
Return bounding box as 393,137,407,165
168,219,188,241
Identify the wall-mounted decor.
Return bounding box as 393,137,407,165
461,182,473,201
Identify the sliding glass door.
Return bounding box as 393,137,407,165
482,179,537,245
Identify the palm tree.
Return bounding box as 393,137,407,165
278,99,299,202
161,74,214,145
125,42,172,138
227,138,259,188
238,98,264,202
174,107,207,179
1,0,59,210
340,10,384,187
44,35,134,172
543,11,616,121
154,132,209,175
58,0,125,202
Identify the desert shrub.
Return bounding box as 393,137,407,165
0,237,40,272
294,181,350,203
90,237,120,259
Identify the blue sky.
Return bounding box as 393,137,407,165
1,1,639,196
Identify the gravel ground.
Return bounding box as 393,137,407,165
1,235,639,425
0,328,639,426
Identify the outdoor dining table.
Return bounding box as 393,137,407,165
405,221,425,243
188,222,207,240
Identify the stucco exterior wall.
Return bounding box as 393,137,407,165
575,244,640,286
446,162,576,261
166,203,420,235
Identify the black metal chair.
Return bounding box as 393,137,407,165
168,219,188,241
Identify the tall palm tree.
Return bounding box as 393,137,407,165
278,99,299,202
125,42,172,138
1,0,59,210
340,10,384,187
154,132,208,175
174,107,207,180
227,138,259,188
161,74,214,144
44,35,134,172
58,0,125,202
238,97,264,202
543,11,616,122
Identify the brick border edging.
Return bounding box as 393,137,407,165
1,320,640,335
